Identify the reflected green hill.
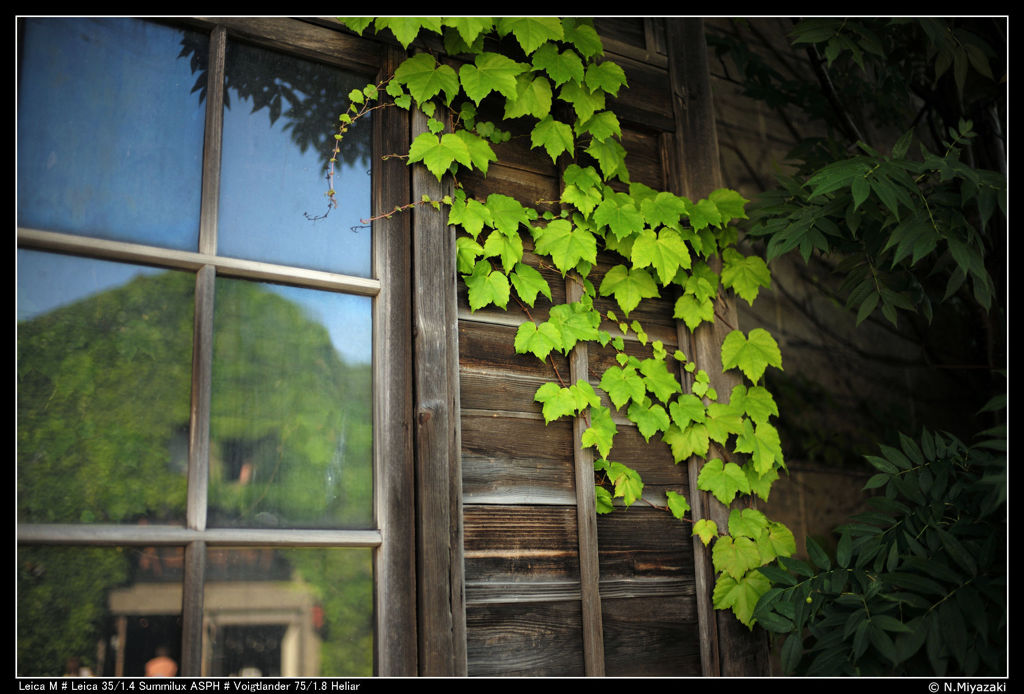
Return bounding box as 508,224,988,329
17,269,373,675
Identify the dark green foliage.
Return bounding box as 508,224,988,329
753,414,1006,676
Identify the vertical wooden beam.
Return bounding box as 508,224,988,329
410,100,468,676
373,46,418,677
665,18,771,677
566,279,606,677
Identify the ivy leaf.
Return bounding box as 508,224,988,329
599,364,646,410
533,219,598,274
704,401,746,445
626,397,670,442
669,393,706,428
503,74,553,120
582,404,617,459
584,60,628,96
638,356,682,403
453,129,498,176
721,328,783,383
641,191,688,230
496,17,564,55
464,260,509,311
712,535,763,581
731,384,779,424
708,188,750,223
534,381,579,423
514,319,561,361
697,458,751,505
558,80,605,123
593,193,644,241
734,418,784,475
408,131,472,180
728,508,768,540
532,42,584,87
693,518,719,546
744,461,778,502
631,228,692,285
599,265,658,317
666,490,690,520
663,422,710,462
561,183,603,218
575,110,621,143
713,571,771,629
509,262,551,307
530,115,575,163
393,52,459,105
448,194,492,239
585,135,628,182
562,18,603,59
459,51,527,104
374,17,443,49
674,292,715,332
455,235,484,274
442,17,494,47
605,460,644,506
544,302,601,354
721,247,771,305
685,197,723,231
595,484,614,514
486,193,531,238
482,228,524,273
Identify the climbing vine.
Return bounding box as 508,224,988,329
333,17,793,628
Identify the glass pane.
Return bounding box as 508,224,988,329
17,545,185,677
209,278,372,529
17,250,193,524
217,40,373,277
17,18,207,250
203,548,373,677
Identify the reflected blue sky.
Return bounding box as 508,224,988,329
17,18,373,365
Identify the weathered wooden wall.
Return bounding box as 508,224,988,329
455,18,754,677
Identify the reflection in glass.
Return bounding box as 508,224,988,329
217,40,373,277
209,277,373,529
17,18,207,250
203,548,372,677
17,251,193,524
17,545,184,677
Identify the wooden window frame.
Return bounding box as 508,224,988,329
16,16,416,677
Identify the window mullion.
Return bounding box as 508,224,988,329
198,25,226,256
180,540,207,676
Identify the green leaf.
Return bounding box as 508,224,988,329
666,490,690,520
455,235,484,274
534,219,598,275
503,74,553,120
482,228,523,273
584,60,627,96
693,518,718,546
669,393,706,428
530,115,575,163
595,484,614,514
408,131,472,180
486,193,531,238
599,264,658,316
543,301,601,354
533,381,579,424
558,80,605,122
708,188,749,223
712,566,772,627
442,17,494,47
638,357,682,403
599,364,646,410
674,293,715,332
496,16,564,55
452,129,498,176
581,404,617,459
734,418,784,475
374,17,443,49
713,535,762,580
696,458,750,505
663,422,710,462
631,228,692,285
514,320,561,361
593,193,644,241
721,247,771,305
393,52,460,105
464,260,509,311
576,110,621,143
605,460,644,506
626,397,670,442
721,328,783,383
448,194,492,238
459,51,527,104
509,262,551,307
532,43,584,87
585,136,628,182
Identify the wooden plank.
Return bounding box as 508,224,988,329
466,601,585,676
601,595,702,676
462,505,580,582
372,46,417,677
596,506,695,581
180,541,205,676
411,101,467,676
665,18,770,677
567,279,605,676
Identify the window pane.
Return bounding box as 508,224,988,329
17,18,207,250
209,278,372,529
217,40,373,277
203,548,372,677
17,251,193,524
17,545,184,677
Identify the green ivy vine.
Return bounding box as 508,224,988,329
333,16,793,628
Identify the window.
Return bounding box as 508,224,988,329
17,17,410,677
